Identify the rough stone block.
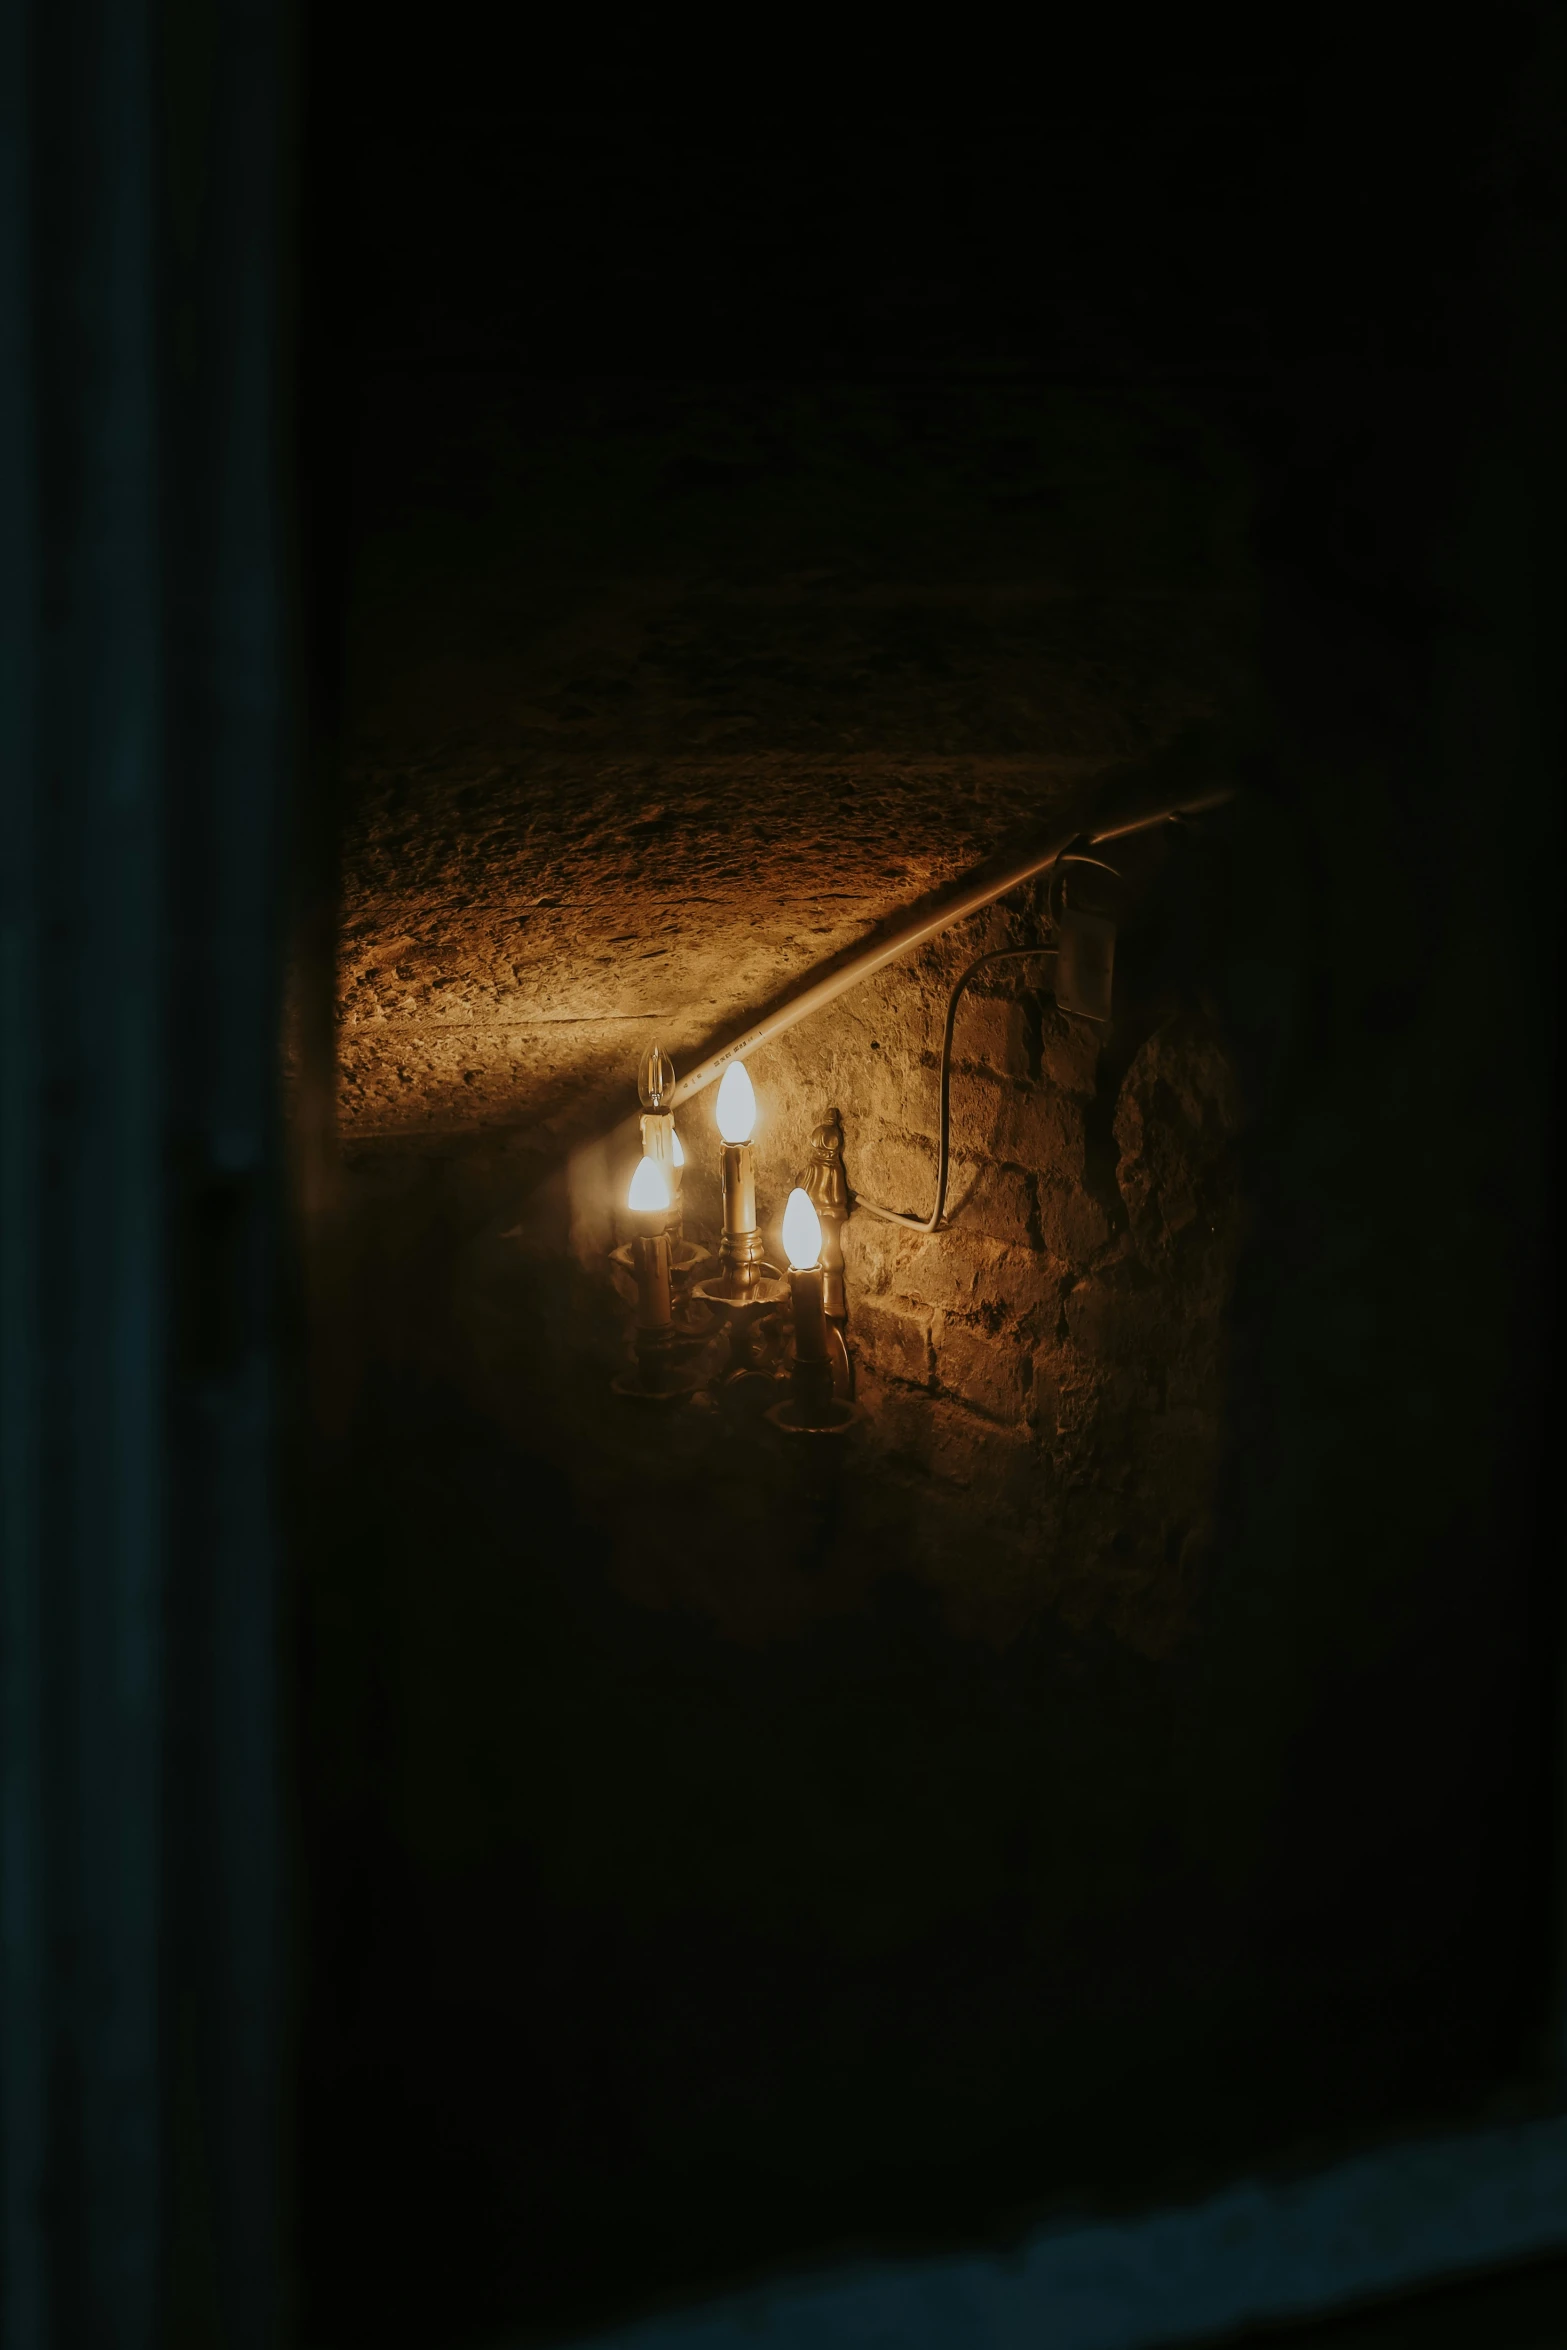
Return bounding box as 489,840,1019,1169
863,1053,941,1143
859,1372,935,1468
854,1298,935,1389
1063,1273,1136,1357
848,1129,943,1225
842,1212,922,1300
923,1398,1037,1512
1061,1271,1197,1409
990,1084,1087,1180
955,993,1030,1080
936,1320,1030,1422
1113,1017,1244,1260
1036,1176,1111,1269
1038,1007,1102,1097
945,1068,1011,1161
896,1230,1063,1321
1030,1341,1065,1437
946,1162,1036,1249
1031,1339,1105,1443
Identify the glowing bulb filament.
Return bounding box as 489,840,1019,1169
715,1060,757,1145
782,1187,822,1271
627,1154,671,1214
638,1042,675,1110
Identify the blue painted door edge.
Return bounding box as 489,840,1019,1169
575,2110,1567,2350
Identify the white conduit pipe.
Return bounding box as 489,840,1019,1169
666,785,1235,1110
560,784,1234,1259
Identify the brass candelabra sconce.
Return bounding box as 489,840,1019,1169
606,833,1125,1418
608,1048,857,1433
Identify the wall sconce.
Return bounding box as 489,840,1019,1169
593,794,1224,1428
606,1052,859,1433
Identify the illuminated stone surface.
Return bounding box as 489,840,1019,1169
337,381,1249,1147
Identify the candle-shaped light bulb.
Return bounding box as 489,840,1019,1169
711,1059,764,1292
782,1186,831,1413
782,1187,822,1271
625,1155,674,1349
715,1060,756,1145
627,1154,671,1217
638,1043,675,1111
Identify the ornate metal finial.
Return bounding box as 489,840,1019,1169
803,1108,849,1322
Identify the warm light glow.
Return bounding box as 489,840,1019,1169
671,1128,684,1168
715,1060,757,1145
627,1154,671,1214
782,1187,822,1271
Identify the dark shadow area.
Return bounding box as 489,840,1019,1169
1234,2250,1567,2348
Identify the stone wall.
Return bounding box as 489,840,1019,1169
323,373,1254,1652
609,823,1245,1654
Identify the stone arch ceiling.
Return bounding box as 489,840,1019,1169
336,378,1252,1149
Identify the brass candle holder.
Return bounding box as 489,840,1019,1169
611,1155,697,1404
690,1058,791,1418
767,1189,859,1437
692,1060,789,1313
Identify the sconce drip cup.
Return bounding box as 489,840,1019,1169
610,1236,714,1342
690,1268,790,1313
610,1238,709,1282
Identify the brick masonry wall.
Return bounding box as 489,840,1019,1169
670,876,1244,1654
321,372,1254,1656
